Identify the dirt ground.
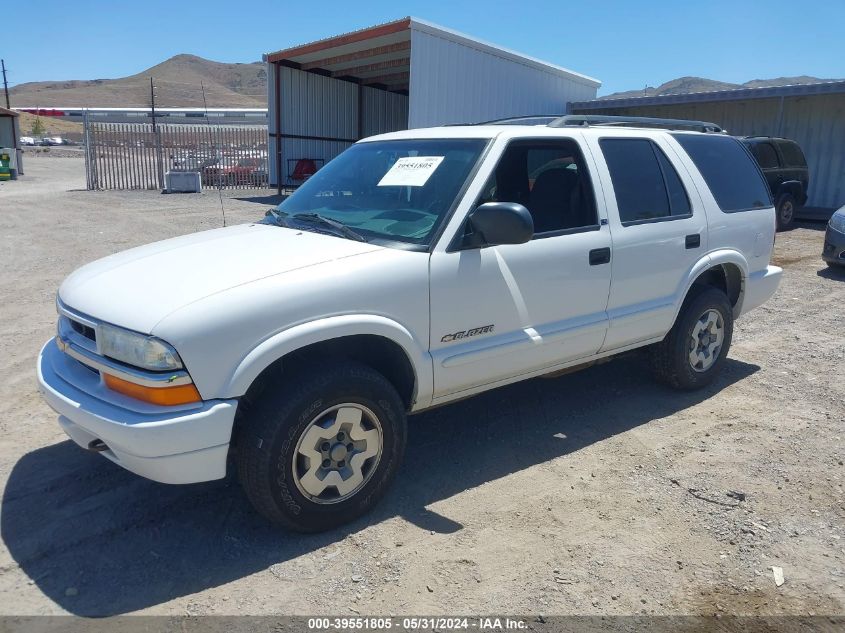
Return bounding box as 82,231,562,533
0,156,842,618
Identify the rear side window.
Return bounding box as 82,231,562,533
600,138,691,224
778,140,807,167
750,142,779,169
672,134,772,212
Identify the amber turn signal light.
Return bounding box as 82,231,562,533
103,373,201,406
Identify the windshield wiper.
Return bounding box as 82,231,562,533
261,208,291,227
292,213,366,242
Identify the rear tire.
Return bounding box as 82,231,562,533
650,286,733,390
235,360,407,532
776,193,796,231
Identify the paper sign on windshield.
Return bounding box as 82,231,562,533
377,156,445,187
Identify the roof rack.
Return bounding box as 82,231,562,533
479,115,562,126
548,114,724,133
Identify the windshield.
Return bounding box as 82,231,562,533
277,139,488,245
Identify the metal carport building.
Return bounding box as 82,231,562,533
264,17,600,189
568,81,845,210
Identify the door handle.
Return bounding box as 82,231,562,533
685,234,701,249
589,247,611,265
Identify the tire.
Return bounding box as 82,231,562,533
650,286,734,390
234,360,407,532
776,193,796,231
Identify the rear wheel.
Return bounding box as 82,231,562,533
776,193,796,231
650,286,734,390
235,361,407,532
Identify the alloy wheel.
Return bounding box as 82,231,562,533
688,309,725,372
291,404,383,504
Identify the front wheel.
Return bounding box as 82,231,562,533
650,286,734,390
235,361,407,532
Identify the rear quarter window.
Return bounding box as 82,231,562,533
672,134,772,212
749,142,779,169
778,140,807,167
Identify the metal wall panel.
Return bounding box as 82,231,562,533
279,66,358,138
408,27,598,128
269,66,409,185
361,86,409,138
268,66,357,186
0,117,16,148
573,94,845,208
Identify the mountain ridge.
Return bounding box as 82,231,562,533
599,75,842,100
10,55,842,107
10,54,267,108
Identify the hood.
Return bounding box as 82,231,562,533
59,223,383,333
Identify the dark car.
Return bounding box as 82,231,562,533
741,137,809,230
822,205,845,268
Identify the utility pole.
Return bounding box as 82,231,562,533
149,77,157,130
150,77,164,189
1,60,10,109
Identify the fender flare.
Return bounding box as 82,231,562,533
221,314,434,409
672,250,749,322
775,180,803,199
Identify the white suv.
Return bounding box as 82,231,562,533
37,115,782,531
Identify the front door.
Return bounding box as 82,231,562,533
429,137,612,400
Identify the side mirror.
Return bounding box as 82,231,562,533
464,202,534,248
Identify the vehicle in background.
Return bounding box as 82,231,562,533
823,204,845,268
171,150,220,172
741,136,809,230
39,137,65,146
202,157,268,186
19,136,36,146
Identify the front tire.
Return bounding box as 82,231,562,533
650,286,734,390
235,361,407,532
776,193,796,231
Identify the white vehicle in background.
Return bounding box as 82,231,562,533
19,136,36,146
37,115,782,532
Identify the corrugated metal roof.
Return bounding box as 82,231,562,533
571,80,845,110
264,17,601,91
0,107,20,117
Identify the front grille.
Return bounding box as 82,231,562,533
69,319,96,343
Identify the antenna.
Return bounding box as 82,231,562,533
200,81,227,228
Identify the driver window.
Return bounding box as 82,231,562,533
478,139,598,235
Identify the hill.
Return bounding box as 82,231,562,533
10,54,267,108
17,112,83,137
11,57,842,108
600,75,842,100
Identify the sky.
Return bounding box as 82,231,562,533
3,0,843,96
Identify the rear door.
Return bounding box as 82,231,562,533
775,140,809,205
585,133,708,351
748,140,782,197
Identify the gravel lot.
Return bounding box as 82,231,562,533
0,157,843,617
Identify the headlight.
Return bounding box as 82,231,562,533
98,323,183,371
830,206,845,233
